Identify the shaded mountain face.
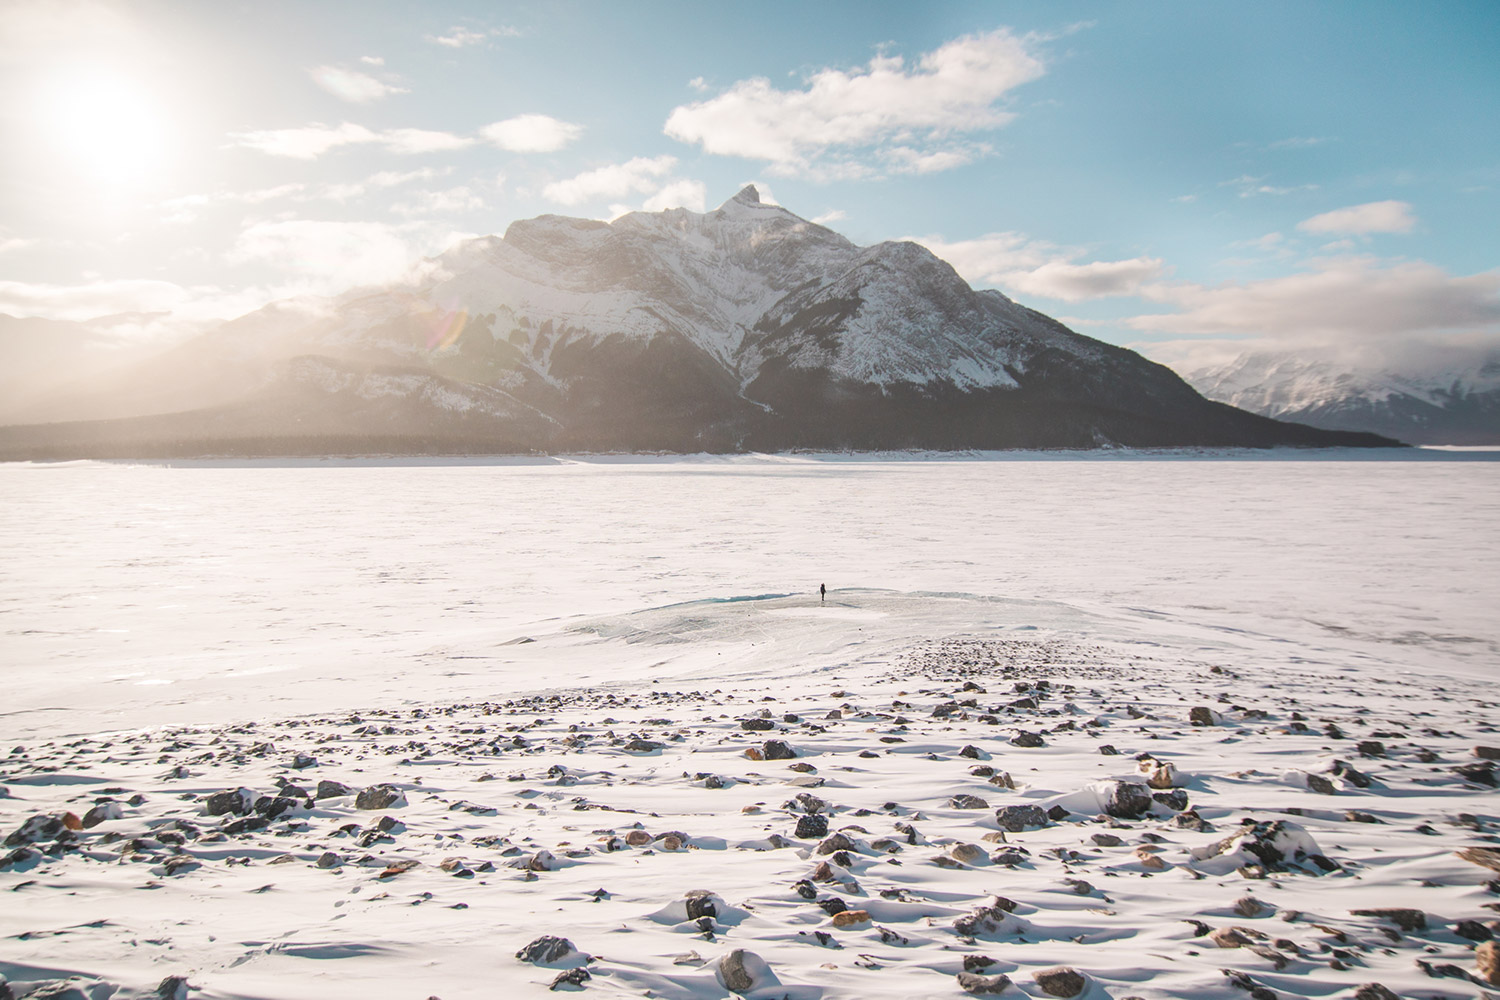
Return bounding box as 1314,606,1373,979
0,187,1398,458
1186,352,1500,446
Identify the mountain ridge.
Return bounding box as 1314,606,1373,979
0,187,1400,458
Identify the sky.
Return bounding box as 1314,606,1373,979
1,0,1497,373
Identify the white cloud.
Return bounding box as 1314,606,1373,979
1297,200,1416,235
426,26,488,48
309,65,407,103
425,25,516,48
231,122,376,159
230,122,471,159
542,156,677,206
480,114,582,153
228,219,445,293
688,76,708,92
391,186,485,217
0,277,191,321
1005,258,1167,302
159,183,307,222
811,209,846,226
1127,257,1500,342
663,29,1044,176
1220,174,1319,198
913,232,1165,301
0,236,38,253
641,179,706,213
379,128,474,154
360,55,384,67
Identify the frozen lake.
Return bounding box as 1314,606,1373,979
2,451,1496,739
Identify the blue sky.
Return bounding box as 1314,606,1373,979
1,0,1497,371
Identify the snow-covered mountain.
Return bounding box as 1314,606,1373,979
1185,351,1500,445
0,187,1396,457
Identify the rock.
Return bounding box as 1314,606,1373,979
1146,763,1179,789
155,976,189,1000
623,739,665,753
950,794,989,809
516,935,579,965
1152,789,1189,811
1455,918,1493,941
951,843,987,864
831,909,871,928
1010,732,1045,748
549,968,591,991
717,949,769,994
1355,740,1385,757
817,832,856,855
1305,773,1337,795
1091,833,1124,847
1103,780,1153,819
684,890,718,921
740,718,775,731
762,739,797,760
1189,706,1216,726
795,814,829,839
1456,761,1497,786
1099,744,1119,755
994,805,1049,832
81,802,122,829
1234,896,1267,918
316,851,341,869
959,745,984,759
1032,966,1087,997
253,795,301,819
203,788,254,817
289,753,317,769
1193,819,1324,873
5,814,69,847
1350,907,1426,932
1211,927,1252,948
1353,985,1400,1000
790,792,830,814
1458,846,1500,872
1344,810,1378,823
817,896,847,916
1476,939,1499,985
355,784,406,810
957,971,1012,994
1475,746,1500,761
315,780,354,799
624,830,652,846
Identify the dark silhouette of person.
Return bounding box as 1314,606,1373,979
819,583,826,603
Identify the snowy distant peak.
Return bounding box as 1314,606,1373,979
1183,349,1500,444
729,184,761,206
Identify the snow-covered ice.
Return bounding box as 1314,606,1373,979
1,452,1498,999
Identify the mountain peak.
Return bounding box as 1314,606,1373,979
728,184,760,207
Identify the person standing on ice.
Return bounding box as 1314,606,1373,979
820,583,826,603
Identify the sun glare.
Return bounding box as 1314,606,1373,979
40,67,173,191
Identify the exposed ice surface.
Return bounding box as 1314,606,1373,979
1,451,1495,740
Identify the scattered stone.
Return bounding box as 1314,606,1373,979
831,909,870,928
957,971,1012,994
1476,939,1500,985
717,949,768,994
1475,746,1500,761
950,843,986,864
1234,896,1267,918
354,784,406,810
1211,927,1253,948
1032,966,1087,998
80,802,122,829
1353,985,1399,1000
315,780,354,799
624,739,665,753
1190,706,1216,726
740,718,775,731
1350,907,1426,932
684,890,718,921
950,794,989,810
517,935,579,965
795,814,829,839
203,789,254,817
994,805,1049,832
1010,732,1044,748
1305,773,1337,795
1102,779,1153,819
761,740,797,760
155,976,190,1000
549,968,590,991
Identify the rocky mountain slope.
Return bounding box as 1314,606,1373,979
0,187,1396,458
1186,351,1500,446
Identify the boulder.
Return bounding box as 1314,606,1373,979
762,740,797,760
203,788,255,817
1032,966,1087,997
957,971,1012,994
516,935,579,965
994,805,1049,832
355,784,406,810
1102,780,1153,819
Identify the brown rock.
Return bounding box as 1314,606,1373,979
1210,926,1252,948
957,971,1012,994
1474,746,1500,761
1477,939,1500,985
831,909,871,927
1147,763,1179,789
1189,706,1215,726
1350,907,1426,932
1353,985,1399,1000
1032,966,1086,997
624,830,652,846
1234,896,1267,918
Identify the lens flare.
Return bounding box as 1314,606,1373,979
426,308,467,350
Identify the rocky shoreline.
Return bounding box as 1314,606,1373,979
3,635,1499,999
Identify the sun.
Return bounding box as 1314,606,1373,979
39,66,173,191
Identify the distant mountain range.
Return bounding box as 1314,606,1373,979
0,186,1396,458
1185,351,1500,446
